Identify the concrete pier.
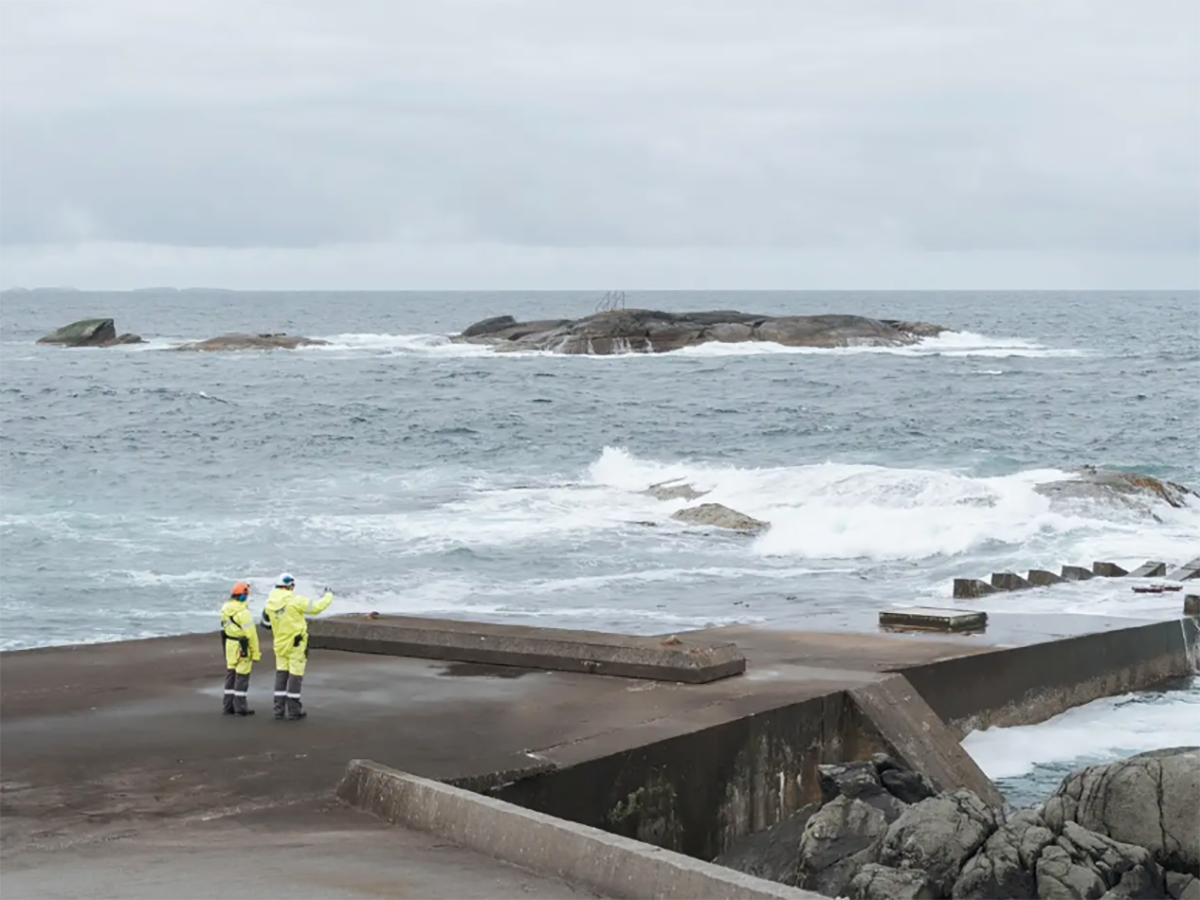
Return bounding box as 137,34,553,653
2,612,1197,898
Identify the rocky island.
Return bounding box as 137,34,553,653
35,318,144,347
170,333,331,351
453,309,946,355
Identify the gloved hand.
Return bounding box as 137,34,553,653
324,586,333,595
253,652,262,662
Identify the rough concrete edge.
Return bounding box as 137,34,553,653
337,759,822,900
848,674,1005,810
310,619,747,684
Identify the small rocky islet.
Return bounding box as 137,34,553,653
453,308,947,354
713,747,1200,899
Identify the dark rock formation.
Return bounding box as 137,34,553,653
171,333,332,352
670,503,769,533
453,309,946,355
715,748,1198,899
36,318,144,347
848,863,936,899
1042,747,1200,878
879,790,998,897
1034,467,1199,513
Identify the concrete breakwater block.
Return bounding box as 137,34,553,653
879,607,987,633
1061,565,1095,581
1127,560,1167,578
1167,557,1200,581
1027,569,1065,587
337,760,817,900
1185,595,1200,617
308,614,747,683
1093,561,1129,577
991,571,1031,591
953,578,997,599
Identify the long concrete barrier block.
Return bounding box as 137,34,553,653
1167,557,1200,581
1127,561,1167,578
991,571,1031,591
337,759,821,900
1061,565,1095,581
848,676,1004,809
953,578,997,599
1093,561,1129,577
1027,569,1065,587
309,614,747,684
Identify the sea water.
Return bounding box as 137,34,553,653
2,289,1197,801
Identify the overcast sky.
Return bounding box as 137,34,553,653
1,0,1197,289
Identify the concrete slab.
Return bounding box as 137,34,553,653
1061,565,1095,581
1093,561,1130,577
878,607,988,633
337,760,819,900
309,613,746,683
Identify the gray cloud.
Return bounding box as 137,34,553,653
0,0,1197,287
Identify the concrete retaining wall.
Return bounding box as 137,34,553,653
337,759,820,900
494,692,850,862
898,617,1200,737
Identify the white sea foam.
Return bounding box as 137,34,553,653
962,679,1200,780
286,329,1087,360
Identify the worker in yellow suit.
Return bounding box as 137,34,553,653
221,581,261,716
261,573,333,720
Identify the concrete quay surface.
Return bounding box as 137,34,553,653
2,612,1196,898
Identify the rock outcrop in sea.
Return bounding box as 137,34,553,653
453,310,946,355
1035,467,1199,516
36,318,144,347
713,747,1200,899
170,333,331,351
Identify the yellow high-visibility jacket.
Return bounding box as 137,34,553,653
262,587,333,659
220,598,261,668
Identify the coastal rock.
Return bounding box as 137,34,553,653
1042,747,1200,877
453,309,945,355
670,503,769,533
817,761,907,822
795,795,889,897
1168,873,1200,899
953,809,1054,899
643,479,710,502
881,767,937,806
711,802,819,886
1035,822,1164,900
848,863,936,899
1034,468,1198,513
36,318,145,347
879,790,998,897
171,333,332,352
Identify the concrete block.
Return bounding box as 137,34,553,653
879,607,987,633
1093,561,1130,577
309,614,746,684
1185,595,1200,617
1027,569,1065,587
1127,561,1167,578
847,675,1004,809
1061,565,1095,581
953,578,998,599
991,571,1031,591
337,759,819,900
1167,557,1200,581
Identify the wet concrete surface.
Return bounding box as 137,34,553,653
1,798,602,899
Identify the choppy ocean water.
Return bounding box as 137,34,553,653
2,289,1198,797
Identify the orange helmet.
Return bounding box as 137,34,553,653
231,582,251,597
